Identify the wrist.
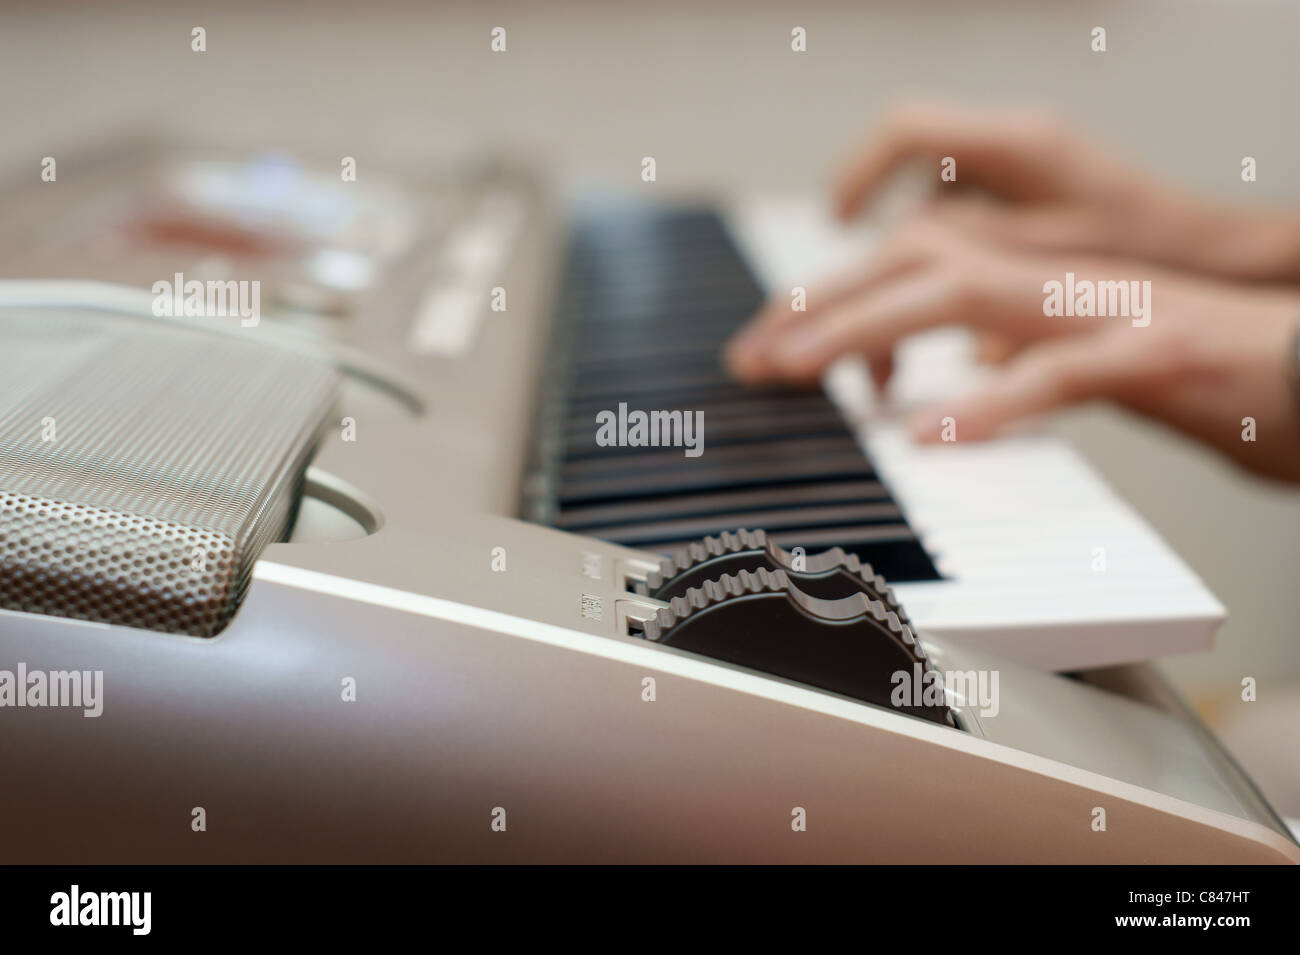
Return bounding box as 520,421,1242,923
1184,202,1300,282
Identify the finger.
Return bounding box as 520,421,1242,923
727,259,921,381
908,332,1147,442
761,266,979,383
834,103,1068,221
973,331,1021,365
737,259,888,344
931,202,1117,256
725,225,948,381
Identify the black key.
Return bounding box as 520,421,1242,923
561,436,865,480
559,455,876,506
526,205,941,582
594,503,905,549
554,480,890,530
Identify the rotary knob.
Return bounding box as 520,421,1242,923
634,528,908,619
639,565,954,727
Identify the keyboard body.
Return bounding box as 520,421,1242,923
0,150,1290,862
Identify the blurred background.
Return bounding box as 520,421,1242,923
2,0,1297,813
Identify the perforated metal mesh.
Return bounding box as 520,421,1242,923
0,308,340,636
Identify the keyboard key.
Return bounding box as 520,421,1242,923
529,205,941,582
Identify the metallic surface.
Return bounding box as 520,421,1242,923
0,309,338,636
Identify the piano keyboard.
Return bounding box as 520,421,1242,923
515,196,1229,671
11,140,1218,673
525,206,941,583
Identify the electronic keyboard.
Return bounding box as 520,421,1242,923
0,147,1293,863
536,199,1228,670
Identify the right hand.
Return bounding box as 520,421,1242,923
725,218,1300,482
833,101,1300,284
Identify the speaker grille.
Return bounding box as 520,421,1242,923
0,309,340,636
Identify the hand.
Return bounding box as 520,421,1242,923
725,218,1300,481
832,101,1300,284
